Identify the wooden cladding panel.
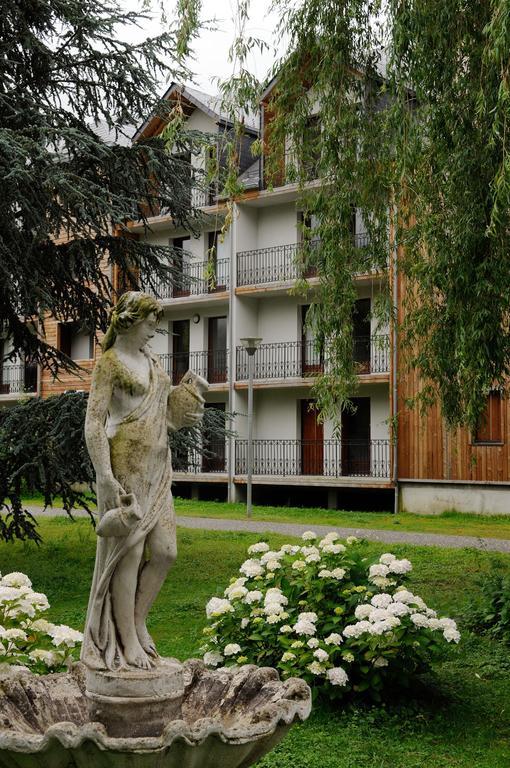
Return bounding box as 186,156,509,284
396,267,510,482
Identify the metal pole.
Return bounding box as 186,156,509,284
247,352,254,518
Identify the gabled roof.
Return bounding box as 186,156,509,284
133,83,259,143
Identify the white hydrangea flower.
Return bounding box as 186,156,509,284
225,585,248,600
369,608,391,623
369,619,397,635
326,667,349,686
371,576,393,588
443,627,461,643
354,604,373,620
379,553,396,565
314,648,329,662
265,588,288,605
291,640,304,648
301,531,317,541
239,559,265,578
318,569,332,578
318,533,339,547
240,618,249,629
393,588,414,603
248,542,270,554
0,586,23,602
266,614,281,624
387,558,412,575
307,638,319,648
29,619,55,633
298,612,318,623
370,594,393,609
427,618,442,630
206,597,234,618
244,590,263,604
410,613,430,628
369,563,389,578
1,573,32,588
438,617,457,630
260,550,284,564
293,619,316,636
292,560,306,571
264,601,284,615
28,649,57,666
321,543,346,555
281,652,296,662
266,559,282,571
279,625,292,633
48,625,83,647
373,656,389,668
307,661,325,675
223,643,242,656
301,546,320,557
386,602,410,617
343,620,371,638
203,650,223,667
305,553,321,563
331,568,346,580
346,536,359,545
324,633,343,645
2,628,27,641
280,544,300,555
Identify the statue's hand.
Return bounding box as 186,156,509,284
98,475,125,514
182,409,204,427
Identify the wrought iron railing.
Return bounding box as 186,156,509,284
160,349,229,385
236,235,374,287
172,442,227,474
148,257,230,300
0,363,37,396
235,439,390,479
236,335,389,380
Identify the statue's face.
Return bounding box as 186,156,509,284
122,311,158,350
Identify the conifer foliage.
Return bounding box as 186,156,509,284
0,0,202,371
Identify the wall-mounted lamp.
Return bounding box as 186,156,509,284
192,314,201,324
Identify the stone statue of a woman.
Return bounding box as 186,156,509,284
81,291,207,672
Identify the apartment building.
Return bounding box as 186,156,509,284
126,84,393,509
3,79,509,513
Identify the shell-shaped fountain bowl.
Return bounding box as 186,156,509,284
0,660,311,768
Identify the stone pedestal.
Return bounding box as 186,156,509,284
85,658,184,738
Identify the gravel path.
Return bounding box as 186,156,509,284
24,505,510,553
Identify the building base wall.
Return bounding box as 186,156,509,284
400,480,510,516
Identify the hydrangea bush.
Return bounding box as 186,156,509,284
0,571,83,673
201,532,460,701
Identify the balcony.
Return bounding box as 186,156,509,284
160,349,229,385
148,258,230,301
235,439,390,479
236,234,374,288
236,336,389,381
172,442,227,474
0,363,37,397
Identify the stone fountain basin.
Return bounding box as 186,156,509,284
0,659,311,768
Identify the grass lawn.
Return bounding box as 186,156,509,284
21,492,510,540
2,518,509,767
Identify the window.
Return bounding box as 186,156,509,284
58,323,94,360
474,391,503,444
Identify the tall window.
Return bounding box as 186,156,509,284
58,323,94,360
474,391,503,444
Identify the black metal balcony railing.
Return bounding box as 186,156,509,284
235,439,390,479
149,258,230,300
172,442,227,474
160,349,229,385
236,235,374,287
236,336,389,380
0,363,37,396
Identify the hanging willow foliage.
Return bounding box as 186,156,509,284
212,0,510,430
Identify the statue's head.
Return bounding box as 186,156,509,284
102,291,163,351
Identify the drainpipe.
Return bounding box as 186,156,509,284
227,203,237,502
392,206,399,514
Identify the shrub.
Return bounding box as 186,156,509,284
201,532,460,701
0,571,83,673
464,567,510,644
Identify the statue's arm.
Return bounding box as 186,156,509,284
85,356,123,512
